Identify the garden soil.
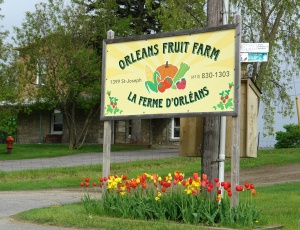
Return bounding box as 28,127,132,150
0,149,299,230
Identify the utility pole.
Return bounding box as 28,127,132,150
201,1,223,182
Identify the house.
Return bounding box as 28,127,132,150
16,109,180,146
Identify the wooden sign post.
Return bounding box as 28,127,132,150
231,15,241,207
102,30,114,195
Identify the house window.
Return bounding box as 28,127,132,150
171,118,180,139
36,58,46,85
52,110,63,133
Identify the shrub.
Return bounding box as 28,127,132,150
275,124,300,148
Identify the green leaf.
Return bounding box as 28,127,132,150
106,105,113,114
217,102,225,110
225,98,233,109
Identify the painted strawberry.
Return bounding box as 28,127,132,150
176,78,186,90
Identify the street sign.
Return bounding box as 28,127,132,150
240,43,269,62
240,52,268,62
241,43,269,53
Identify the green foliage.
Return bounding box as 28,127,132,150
231,0,300,135
0,116,17,137
0,1,20,131
146,0,206,32
13,0,101,149
275,124,300,148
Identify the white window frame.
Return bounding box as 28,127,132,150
36,58,46,85
171,117,180,140
51,109,63,134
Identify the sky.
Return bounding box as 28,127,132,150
1,0,49,42
1,0,299,148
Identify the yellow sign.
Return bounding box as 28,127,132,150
101,26,238,120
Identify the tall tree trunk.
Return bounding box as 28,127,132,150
68,102,78,149
201,0,223,181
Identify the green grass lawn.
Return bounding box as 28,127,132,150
0,146,299,191
15,182,300,229
0,143,149,160
1,145,300,229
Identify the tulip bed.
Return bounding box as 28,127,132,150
80,171,260,228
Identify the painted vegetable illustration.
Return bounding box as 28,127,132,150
145,62,190,93
156,61,178,81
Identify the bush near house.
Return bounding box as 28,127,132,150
275,124,300,148
0,116,17,142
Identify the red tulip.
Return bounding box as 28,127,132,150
80,182,84,187
85,177,90,182
224,183,229,190
236,185,243,191
142,182,147,189
250,184,255,189
214,178,219,183
192,189,198,195
193,173,199,180
93,182,97,187
244,182,249,188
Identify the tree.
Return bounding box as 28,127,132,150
201,0,223,184
231,0,300,135
0,0,19,138
76,0,162,35
147,0,300,134
146,0,206,32
14,0,101,149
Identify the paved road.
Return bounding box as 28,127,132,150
0,148,179,172
0,148,179,230
0,189,84,230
